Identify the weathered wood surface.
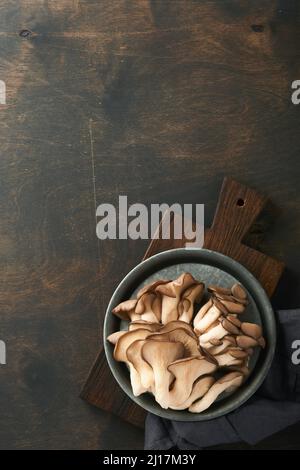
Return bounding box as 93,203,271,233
0,0,300,449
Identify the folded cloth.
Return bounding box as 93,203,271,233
145,310,300,450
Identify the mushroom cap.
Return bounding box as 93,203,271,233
155,273,200,324
142,339,185,367
126,339,155,391
182,282,205,303
155,272,197,298
107,330,127,345
148,328,200,357
178,283,205,323
208,285,231,296
221,317,241,335
225,335,237,346
227,315,242,328
169,376,215,410
168,355,217,375
113,328,151,362
236,335,259,349
212,297,229,315
160,320,196,336
135,292,162,323
228,348,248,359
112,299,138,321
189,371,243,413
220,299,245,314
240,322,263,339
129,321,161,332
167,356,217,407
137,279,170,298
231,283,247,301
213,291,248,306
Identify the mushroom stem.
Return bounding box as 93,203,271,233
142,340,185,409
128,363,147,396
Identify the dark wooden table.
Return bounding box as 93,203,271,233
0,0,300,450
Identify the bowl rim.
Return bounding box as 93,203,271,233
103,247,276,421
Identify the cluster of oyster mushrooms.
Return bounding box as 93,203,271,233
107,273,265,413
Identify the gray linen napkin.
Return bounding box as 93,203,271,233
145,310,300,450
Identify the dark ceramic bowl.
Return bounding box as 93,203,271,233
103,248,276,421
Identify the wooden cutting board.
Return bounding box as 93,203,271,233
80,177,284,428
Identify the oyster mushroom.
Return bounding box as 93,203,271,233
135,292,162,323
129,321,161,332
178,282,205,323
155,273,199,324
199,320,230,346
221,317,241,335
126,339,155,391
169,376,215,410
113,329,152,397
231,283,247,301
218,299,245,314
207,336,237,355
240,322,262,338
240,322,265,347
194,302,222,334
194,298,213,322
189,371,244,413
128,364,147,396
228,348,248,359
142,340,185,408
137,279,170,299
160,320,196,336
236,335,260,349
107,330,127,345
148,328,200,357
112,299,139,321
113,328,151,363
208,283,248,314
214,349,243,367
167,356,217,407
208,285,232,296
227,315,242,328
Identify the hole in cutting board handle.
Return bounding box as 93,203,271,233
236,198,245,207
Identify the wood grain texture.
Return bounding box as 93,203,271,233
205,178,285,297
0,0,300,449
81,177,284,429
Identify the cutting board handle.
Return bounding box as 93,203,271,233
211,177,267,244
